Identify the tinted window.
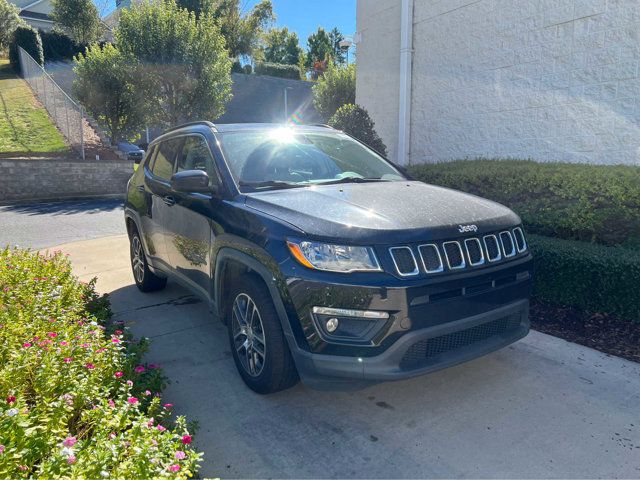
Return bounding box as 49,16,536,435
151,138,181,180
176,136,220,186
143,145,157,168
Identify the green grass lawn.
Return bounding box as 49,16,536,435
0,58,68,154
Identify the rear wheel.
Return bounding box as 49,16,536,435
130,229,167,292
227,275,298,394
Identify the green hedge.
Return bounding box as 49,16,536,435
40,30,86,62
0,248,202,477
9,26,43,72
254,61,301,79
528,234,640,322
408,159,640,246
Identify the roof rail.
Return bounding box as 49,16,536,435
164,121,217,134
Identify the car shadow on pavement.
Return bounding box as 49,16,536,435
0,198,124,216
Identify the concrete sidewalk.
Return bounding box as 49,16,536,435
51,235,640,479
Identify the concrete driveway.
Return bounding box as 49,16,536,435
53,235,640,479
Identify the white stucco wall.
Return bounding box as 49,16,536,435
357,0,640,165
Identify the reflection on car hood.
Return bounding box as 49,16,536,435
244,181,520,243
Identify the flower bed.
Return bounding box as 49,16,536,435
0,248,202,478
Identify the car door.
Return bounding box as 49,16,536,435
164,134,224,298
145,137,183,268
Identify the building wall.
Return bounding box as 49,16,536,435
357,0,640,165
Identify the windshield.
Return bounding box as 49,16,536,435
217,128,405,191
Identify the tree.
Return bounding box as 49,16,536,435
261,27,302,65
312,63,355,121
176,0,274,59
73,44,149,144
9,25,43,71
51,0,103,45
328,27,346,65
329,104,387,157
116,0,233,126
305,27,332,71
0,0,23,52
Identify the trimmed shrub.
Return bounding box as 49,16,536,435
254,61,301,79
408,159,640,247
0,248,202,477
242,63,252,75
40,30,85,62
9,25,43,72
329,103,388,156
528,234,640,322
312,63,355,121
231,60,243,73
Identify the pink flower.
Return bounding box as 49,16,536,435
143,390,151,396
126,380,133,387
0,444,5,454
181,435,192,445
109,432,116,440
67,455,76,465
147,418,155,427
157,425,166,432
168,465,181,473
48,332,57,338
22,342,31,348
64,357,73,363
163,403,173,409
127,397,138,404
175,450,186,460
114,330,123,335
59,341,68,346
63,437,77,447
108,399,115,408
85,363,95,370
114,371,124,378
148,363,159,369
6,396,16,404
134,365,145,374
81,343,90,349
18,465,27,471
111,337,120,344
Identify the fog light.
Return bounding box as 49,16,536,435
326,317,339,333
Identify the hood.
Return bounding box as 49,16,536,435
244,181,520,244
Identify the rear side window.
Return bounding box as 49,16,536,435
176,135,221,186
143,145,157,168
151,138,182,180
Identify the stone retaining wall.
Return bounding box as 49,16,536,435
0,158,133,203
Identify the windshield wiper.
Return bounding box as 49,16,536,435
316,177,389,186
238,180,305,191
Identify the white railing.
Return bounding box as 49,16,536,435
18,46,85,159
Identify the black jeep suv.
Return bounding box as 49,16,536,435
124,122,532,393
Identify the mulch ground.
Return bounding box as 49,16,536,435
530,299,640,364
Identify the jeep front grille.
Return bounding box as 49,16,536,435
388,227,527,277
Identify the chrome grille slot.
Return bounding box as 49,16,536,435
443,241,465,269
513,227,527,252
389,246,419,276
418,244,444,273
464,238,485,266
483,235,502,262
499,231,516,257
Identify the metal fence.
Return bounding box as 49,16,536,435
18,47,84,159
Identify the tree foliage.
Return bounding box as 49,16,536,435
261,27,302,65
329,104,388,157
305,26,332,70
9,26,43,71
312,63,355,120
0,0,23,52
175,0,273,59
116,0,233,126
73,44,149,144
51,0,103,45
328,27,346,65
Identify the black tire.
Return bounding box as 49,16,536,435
129,228,167,293
227,275,299,394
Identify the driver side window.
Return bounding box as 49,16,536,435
176,136,220,187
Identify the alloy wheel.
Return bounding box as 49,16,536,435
231,293,266,377
131,236,145,284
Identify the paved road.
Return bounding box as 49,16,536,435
58,235,640,479
0,199,125,249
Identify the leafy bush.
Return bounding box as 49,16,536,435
242,63,253,75
9,26,43,72
408,159,640,246
0,0,23,52
40,30,86,62
312,63,355,121
231,60,243,73
329,104,388,156
528,234,640,322
254,61,301,79
0,248,202,478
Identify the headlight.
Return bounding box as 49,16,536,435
287,240,381,273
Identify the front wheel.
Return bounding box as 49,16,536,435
130,230,167,292
227,276,298,394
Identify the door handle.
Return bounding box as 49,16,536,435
162,195,176,206
137,185,145,193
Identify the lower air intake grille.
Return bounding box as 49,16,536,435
389,247,418,276
399,314,522,370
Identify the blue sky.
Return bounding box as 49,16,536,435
243,0,356,47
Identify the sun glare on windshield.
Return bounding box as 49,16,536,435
269,127,297,144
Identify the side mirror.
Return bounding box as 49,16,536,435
170,170,211,194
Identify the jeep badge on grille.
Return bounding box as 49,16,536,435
458,224,478,233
